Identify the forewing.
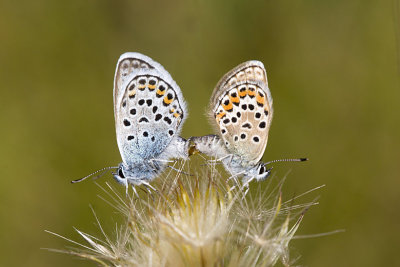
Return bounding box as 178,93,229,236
210,61,273,165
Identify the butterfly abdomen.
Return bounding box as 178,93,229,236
189,135,229,159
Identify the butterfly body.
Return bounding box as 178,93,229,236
190,134,271,183
113,53,189,186
190,61,273,183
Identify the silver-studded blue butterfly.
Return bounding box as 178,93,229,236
190,61,306,185
112,52,189,187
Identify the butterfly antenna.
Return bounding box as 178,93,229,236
264,158,308,166
71,166,118,184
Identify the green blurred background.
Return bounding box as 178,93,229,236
1,0,399,266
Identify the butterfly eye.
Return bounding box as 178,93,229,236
259,165,265,175
118,168,125,179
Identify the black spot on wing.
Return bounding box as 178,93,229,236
139,117,149,123
155,114,162,121
164,117,172,125
242,122,252,129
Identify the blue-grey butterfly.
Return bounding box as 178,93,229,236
73,53,189,190
190,61,306,184
111,52,190,188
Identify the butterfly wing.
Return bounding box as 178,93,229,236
209,61,273,166
113,53,187,165
114,53,172,122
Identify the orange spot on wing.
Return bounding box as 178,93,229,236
222,101,233,111
173,113,180,118
256,92,265,105
215,112,226,123
238,87,247,98
129,89,136,97
163,96,173,105
248,87,256,97
230,95,240,104
148,84,156,90
156,89,166,96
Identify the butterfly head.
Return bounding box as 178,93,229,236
113,161,162,186
113,163,129,186
243,162,272,182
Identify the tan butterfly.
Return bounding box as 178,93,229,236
190,61,306,184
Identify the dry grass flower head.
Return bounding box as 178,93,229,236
47,162,320,267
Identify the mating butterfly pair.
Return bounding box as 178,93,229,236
103,52,300,188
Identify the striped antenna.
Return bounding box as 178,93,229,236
71,166,118,184
264,158,308,166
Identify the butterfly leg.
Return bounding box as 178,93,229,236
141,182,156,201
207,153,234,164
149,158,176,164
142,181,156,192
243,176,255,188
242,185,250,200
228,170,246,191
167,165,193,176
235,176,254,199
131,185,139,198
124,178,129,197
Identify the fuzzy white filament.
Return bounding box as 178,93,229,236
48,163,319,267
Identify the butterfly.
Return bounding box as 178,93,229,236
112,52,189,188
189,61,306,184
